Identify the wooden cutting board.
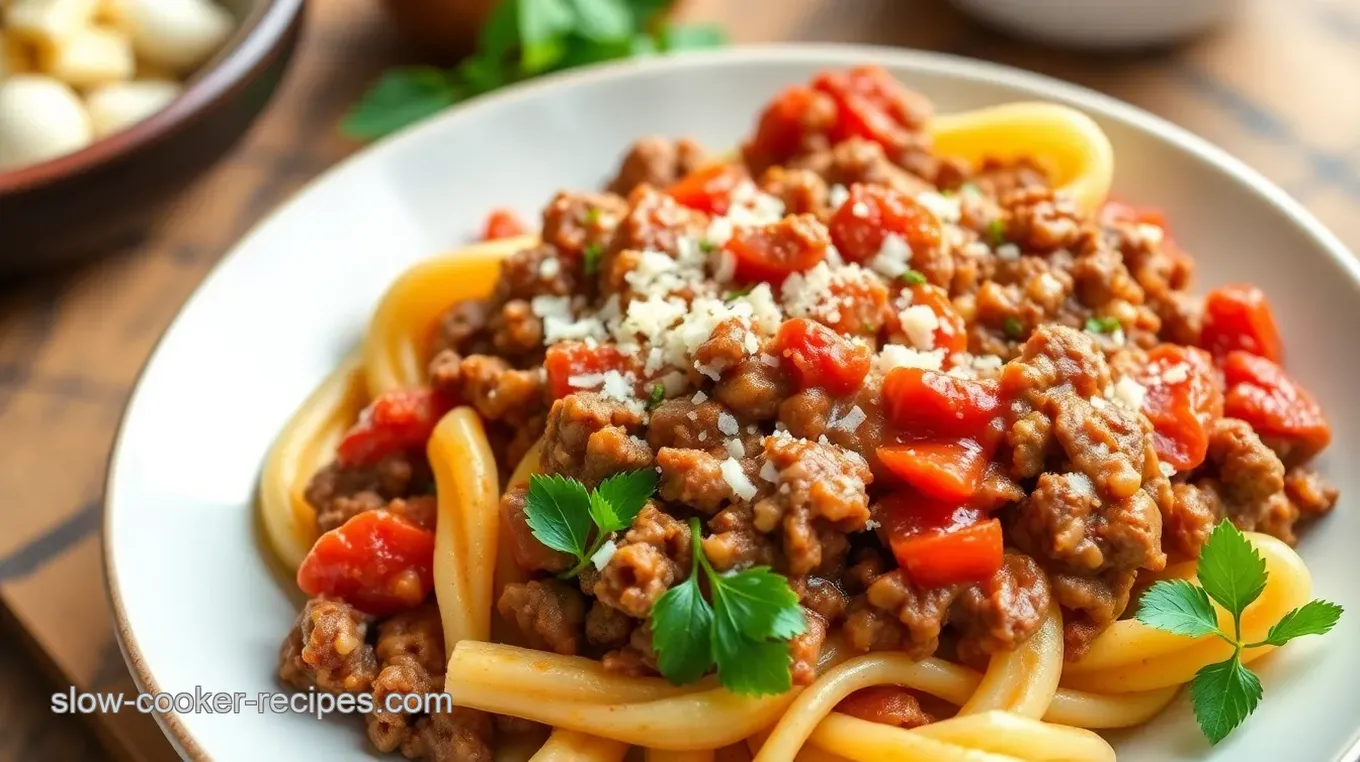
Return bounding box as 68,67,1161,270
2,0,1359,759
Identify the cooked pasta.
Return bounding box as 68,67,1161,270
262,65,1339,762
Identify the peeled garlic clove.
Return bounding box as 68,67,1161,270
84,77,178,137
123,0,233,74
5,0,99,48
37,25,134,87
0,74,92,170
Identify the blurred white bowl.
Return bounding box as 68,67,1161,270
951,0,1243,48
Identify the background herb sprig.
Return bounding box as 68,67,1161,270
343,0,725,139
1135,521,1343,745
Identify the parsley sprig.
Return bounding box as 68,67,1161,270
343,0,725,139
651,518,806,695
1084,315,1121,334
525,469,657,578
1135,521,1343,745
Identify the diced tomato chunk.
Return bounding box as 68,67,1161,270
337,389,453,468
1138,345,1223,471
544,342,631,400
811,65,925,149
822,276,890,337
878,439,988,503
666,164,746,216
827,184,943,267
744,85,829,170
1222,351,1330,459
899,283,967,354
836,686,928,728
1201,284,1283,363
773,318,872,396
296,510,435,616
877,493,1002,588
883,367,1002,439
482,208,527,241
726,215,829,284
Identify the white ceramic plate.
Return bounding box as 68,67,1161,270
104,44,1360,761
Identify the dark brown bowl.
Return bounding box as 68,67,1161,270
0,0,306,277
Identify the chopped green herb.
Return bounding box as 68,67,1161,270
1135,522,1343,744
724,284,755,300
1002,317,1024,339
524,469,657,578
342,0,727,140
900,269,927,286
1084,316,1121,334
584,206,601,225
583,243,604,276
651,518,806,695
699,239,717,254
646,382,666,410
987,218,1007,247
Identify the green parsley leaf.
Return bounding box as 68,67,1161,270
567,0,634,41
724,284,755,301
517,0,576,72
1191,657,1262,745
900,269,927,286
1198,521,1267,622
651,519,715,684
591,469,656,534
584,206,602,225
340,68,459,140
712,614,793,696
659,23,726,50
699,239,718,254
646,382,666,411
1085,316,1121,334
1258,600,1344,646
478,0,519,58
1003,317,1025,339
987,218,1007,246
1135,579,1222,639
524,473,593,559
711,566,806,642
583,243,604,276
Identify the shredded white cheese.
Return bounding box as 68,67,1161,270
869,232,913,279
759,459,780,483
1159,462,1177,478
1161,363,1189,384
568,373,605,389
726,439,746,459
539,257,561,278
692,391,708,404
876,344,946,372
828,184,850,209
721,457,757,501
717,412,740,437
590,539,618,570
916,191,961,223
899,305,939,351
995,243,1021,261
1112,376,1148,411
830,405,867,433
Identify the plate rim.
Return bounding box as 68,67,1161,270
101,42,1360,762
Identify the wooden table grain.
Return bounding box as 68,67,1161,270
2,0,1358,760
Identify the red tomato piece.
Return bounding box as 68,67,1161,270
296,510,436,616
1222,351,1330,458
812,65,923,149
836,686,926,727
726,215,830,284
1138,345,1223,471
482,208,527,241
877,439,988,503
337,389,452,468
900,283,967,354
544,342,631,400
1201,284,1283,363
877,493,1002,587
773,318,872,396
882,367,1002,439
822,276,890,337
827,184,943,266
666,164,746,216
744,85,829,170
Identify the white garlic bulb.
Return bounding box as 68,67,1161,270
0,74,92,169
122,0,233,74
85,77,178,138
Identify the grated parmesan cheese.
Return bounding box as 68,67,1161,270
995,243,1021,261
877,344,945,372
721,457,757,500
717,412,739,437
539,257,561,278
868,232,913,278
864,519,880,531
899,305,939,350
1159,462,1176,478
1161,363,1189,384
590,539,618,570
1112,376,1148,411
726,439,746,459
759,459,780,483
569,373,605,389
916,191,961,223
830,405,867,433
692,390,708,404
828,184,850,209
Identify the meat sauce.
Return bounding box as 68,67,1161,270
278,66,1338,759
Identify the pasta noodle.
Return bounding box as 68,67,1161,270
929,102,1114,214
259,70,1335,762
259,354,368,571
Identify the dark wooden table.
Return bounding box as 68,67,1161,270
2,0,1358,759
